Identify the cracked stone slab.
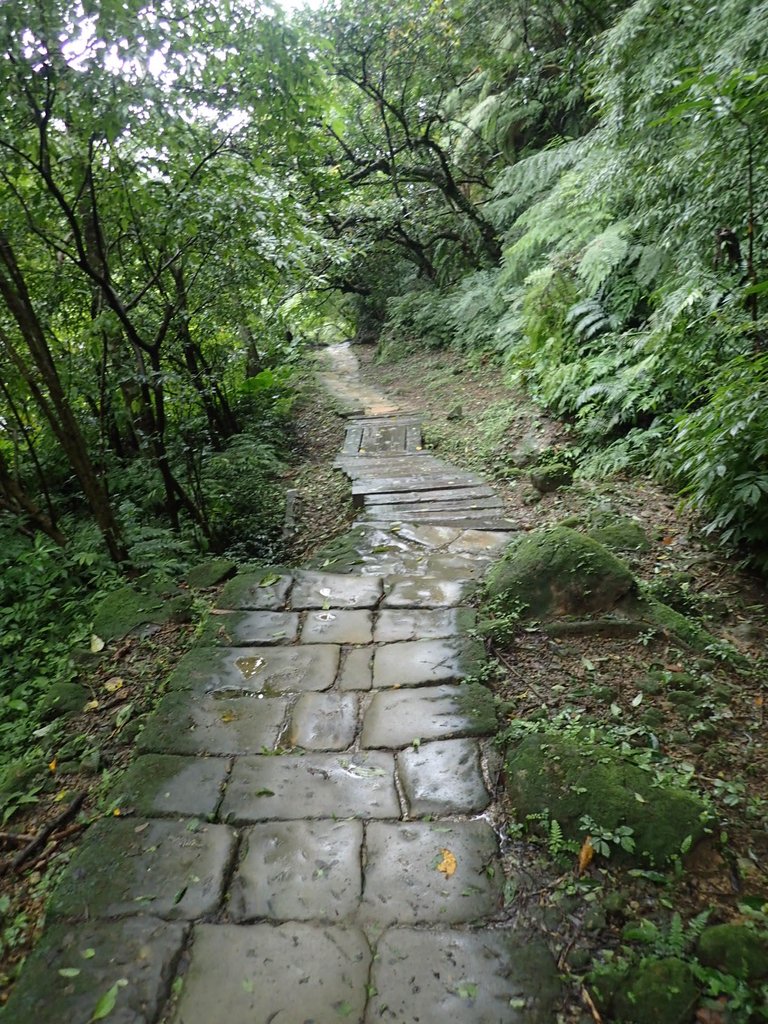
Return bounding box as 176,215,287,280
338,646,373,690
389,524,463,548
166,645,340,695
289,693,358,750
2,917,188,1024
221,752,399,823
382,576,472,608
301,609,373,645
366,928,561,1024
374,608,476,642
291,571,383,609
229,821,363,922
216,570,293,610
137,692,286,756
199,610,300,646
372,637,484,688
398,739,489,816
109,753,229,818
360,821,501,926
361,684,496,748
49,818,236,922
170,923,370,1024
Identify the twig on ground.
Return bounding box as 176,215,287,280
581,984,604,1024
9,792,86,873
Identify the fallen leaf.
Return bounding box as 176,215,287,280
59,967,81,978
48,758,57,774
437,849,457,877
258,573,281,588
457,982,478,1000
577,837,594,875
90,979,127,1022
90,635,105,653
220,710,237,723
85,699,100,711
81,948,96,959
103,677,123,694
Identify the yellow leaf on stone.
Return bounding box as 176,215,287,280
220,710,237,723
577,837,594,875
103,677,123,693
85,699,100,711
437,849,457,877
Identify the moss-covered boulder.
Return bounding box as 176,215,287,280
612,958,699,1024
38,682,86,721
505,731,709,865
530,462,573,493
486,527,636,618
588,518,650,553
697,924,768,981
185,559,237,590
93,575,193,641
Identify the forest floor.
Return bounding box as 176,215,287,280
1,345,766,1022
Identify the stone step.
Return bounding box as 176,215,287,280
365,499,504,517
361,483,498,504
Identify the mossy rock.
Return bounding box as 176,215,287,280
185,559,237,590
697,924,768,981
644,572,700,615
612,958,699,1024
530,462,573,493
93,578,193,641
38,682,86,721
505,731,709,865
486,527,636,618
456,681,497,734
588,518,650,553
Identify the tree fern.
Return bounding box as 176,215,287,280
577,221,630,292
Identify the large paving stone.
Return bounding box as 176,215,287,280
398,739,489,816
110,754,229,818
361,684,496,748
289,693,358,750
382,576,471,608
216,571,293,610
49,818,236,921
338,646,373,690
372,638,484,688
366,928,561,1023
171,923,370,1024
204,610,300,645
166,645,340,695
360,821,501,926
448,529,515,553
229,821,363,922
2,917,188,1024
291,571,382,609
374,607,475,642
301,609,373,644
137,692,286,755
221,752,399,823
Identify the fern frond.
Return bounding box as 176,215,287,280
577,221,630,292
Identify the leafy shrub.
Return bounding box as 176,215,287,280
667,354,768,567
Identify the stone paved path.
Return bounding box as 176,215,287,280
4,343,560,1024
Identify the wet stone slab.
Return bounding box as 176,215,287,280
229,820,363,922
372,637,484,688
447,529,516,553
301,609,373,645
170,923,370,1024
291,571,383,609
373,608,476,643
2,917,188,1024
361,684,496,748
137,692,286,756
204,610,300,646
221,751,399,823
367,929,561,1024
167,645,340,695
110,753,229,818
289,692,358,750
338,646,373,690
360,821,501,926
382,576,472,608
49,818,236,922
216,571,293,610
398,739,489,816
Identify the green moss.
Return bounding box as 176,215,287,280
486,527,636,618
505,731,709,865
93,578,193,641
456,681,497,733
612,958,699,1024
186,559,237,590
697,924,768,981
530,462,573,493
306,526,368,572
588,518,650,552
38,682,86,721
